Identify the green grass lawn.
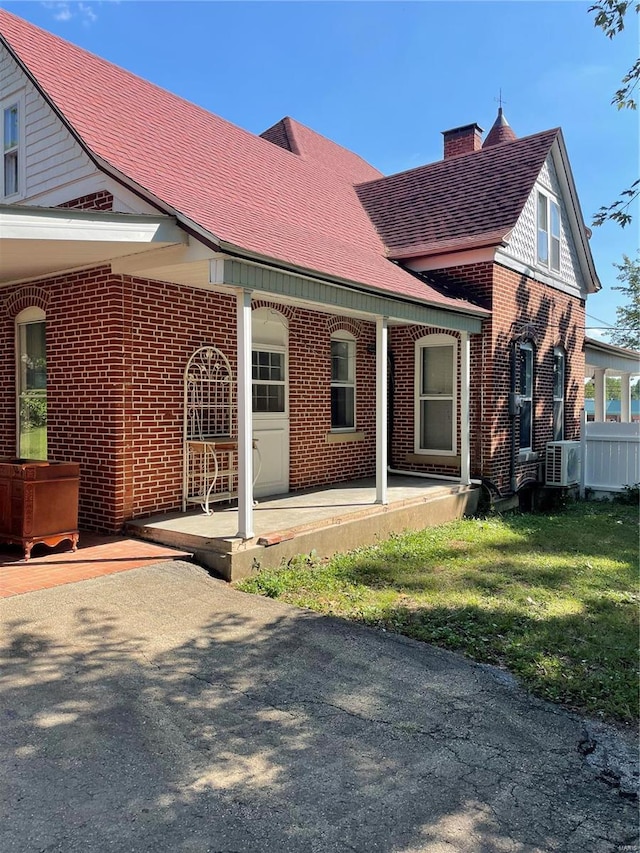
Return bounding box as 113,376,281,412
237,501,640,724
20,426,47,460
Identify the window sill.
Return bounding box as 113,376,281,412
406,453,460,466
326,431,365,444
518,451,540,463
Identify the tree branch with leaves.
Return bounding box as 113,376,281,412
607,254,640,350
589,1,639,227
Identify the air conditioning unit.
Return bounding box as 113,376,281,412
545,441,580,487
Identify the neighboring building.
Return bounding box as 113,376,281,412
0,10,600,537
584,401,640,423
584,399,640,423
584,337,640,422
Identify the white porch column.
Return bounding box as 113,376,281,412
460,331,471,486
376,316,388,505
594,368,606,422
236,288,254,539
620,373,631,423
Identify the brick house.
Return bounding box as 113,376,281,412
0,11,600,541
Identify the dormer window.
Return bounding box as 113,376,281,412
3,102,19,197
2,92,25,199
537,192,560,272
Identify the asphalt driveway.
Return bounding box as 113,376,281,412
1,561,637,853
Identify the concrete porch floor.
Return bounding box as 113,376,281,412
126,476,480,581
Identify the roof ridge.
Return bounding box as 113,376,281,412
284,116,380,169
357,127,560,189
0,9,494,316
0,8,309,170
281,116,301,156
259,115,382,183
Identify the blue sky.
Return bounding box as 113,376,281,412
5,1,638,337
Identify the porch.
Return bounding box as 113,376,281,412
581,337,640,497
584,337,640,423
126,475,480,582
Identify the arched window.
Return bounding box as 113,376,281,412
415,334,457,454
518,341,535,452
16,307,47,459
331,331,356,431
553,347,566,441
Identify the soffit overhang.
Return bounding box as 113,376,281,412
584,338,640,375
0,204,186,284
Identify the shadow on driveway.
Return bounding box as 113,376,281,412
0,561,637,853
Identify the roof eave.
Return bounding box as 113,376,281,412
215,238,491,320
388,235,508,262
551,132,601,295
1,28,488,321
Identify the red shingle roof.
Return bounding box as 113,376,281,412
0,9,486,317
356,129,559,259
261,117,383,184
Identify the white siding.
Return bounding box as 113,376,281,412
496,153,588,298
1,44,98,202
0,45,160,215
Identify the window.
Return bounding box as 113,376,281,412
415,335,456,454
537,191,560,272
3,101,19,197
331,333,355,430
519,342,534,451
252,349,286,413
553,347,565,441
16,308,47,459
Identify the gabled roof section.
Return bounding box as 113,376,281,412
0,9,485,318
260,118,299,154
260,116,383,183
356,129,559,260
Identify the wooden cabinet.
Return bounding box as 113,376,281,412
0,460,80,560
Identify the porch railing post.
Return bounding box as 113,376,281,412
236,288,254,539
376,316,388,505
594,368,606,422
621,372,631,423
460,331,471,486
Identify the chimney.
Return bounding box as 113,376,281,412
442,123,483,159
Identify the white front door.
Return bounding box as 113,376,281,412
252,308,289,497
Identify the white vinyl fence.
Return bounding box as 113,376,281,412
580,419,640,496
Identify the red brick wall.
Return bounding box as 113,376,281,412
123,276,238,522
489,264,585,493
288,312,376,488
389,325,465,476
0,271,378,532
0,260,585,529
56,191,114,211
1,269,127,530
427,261,585,493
